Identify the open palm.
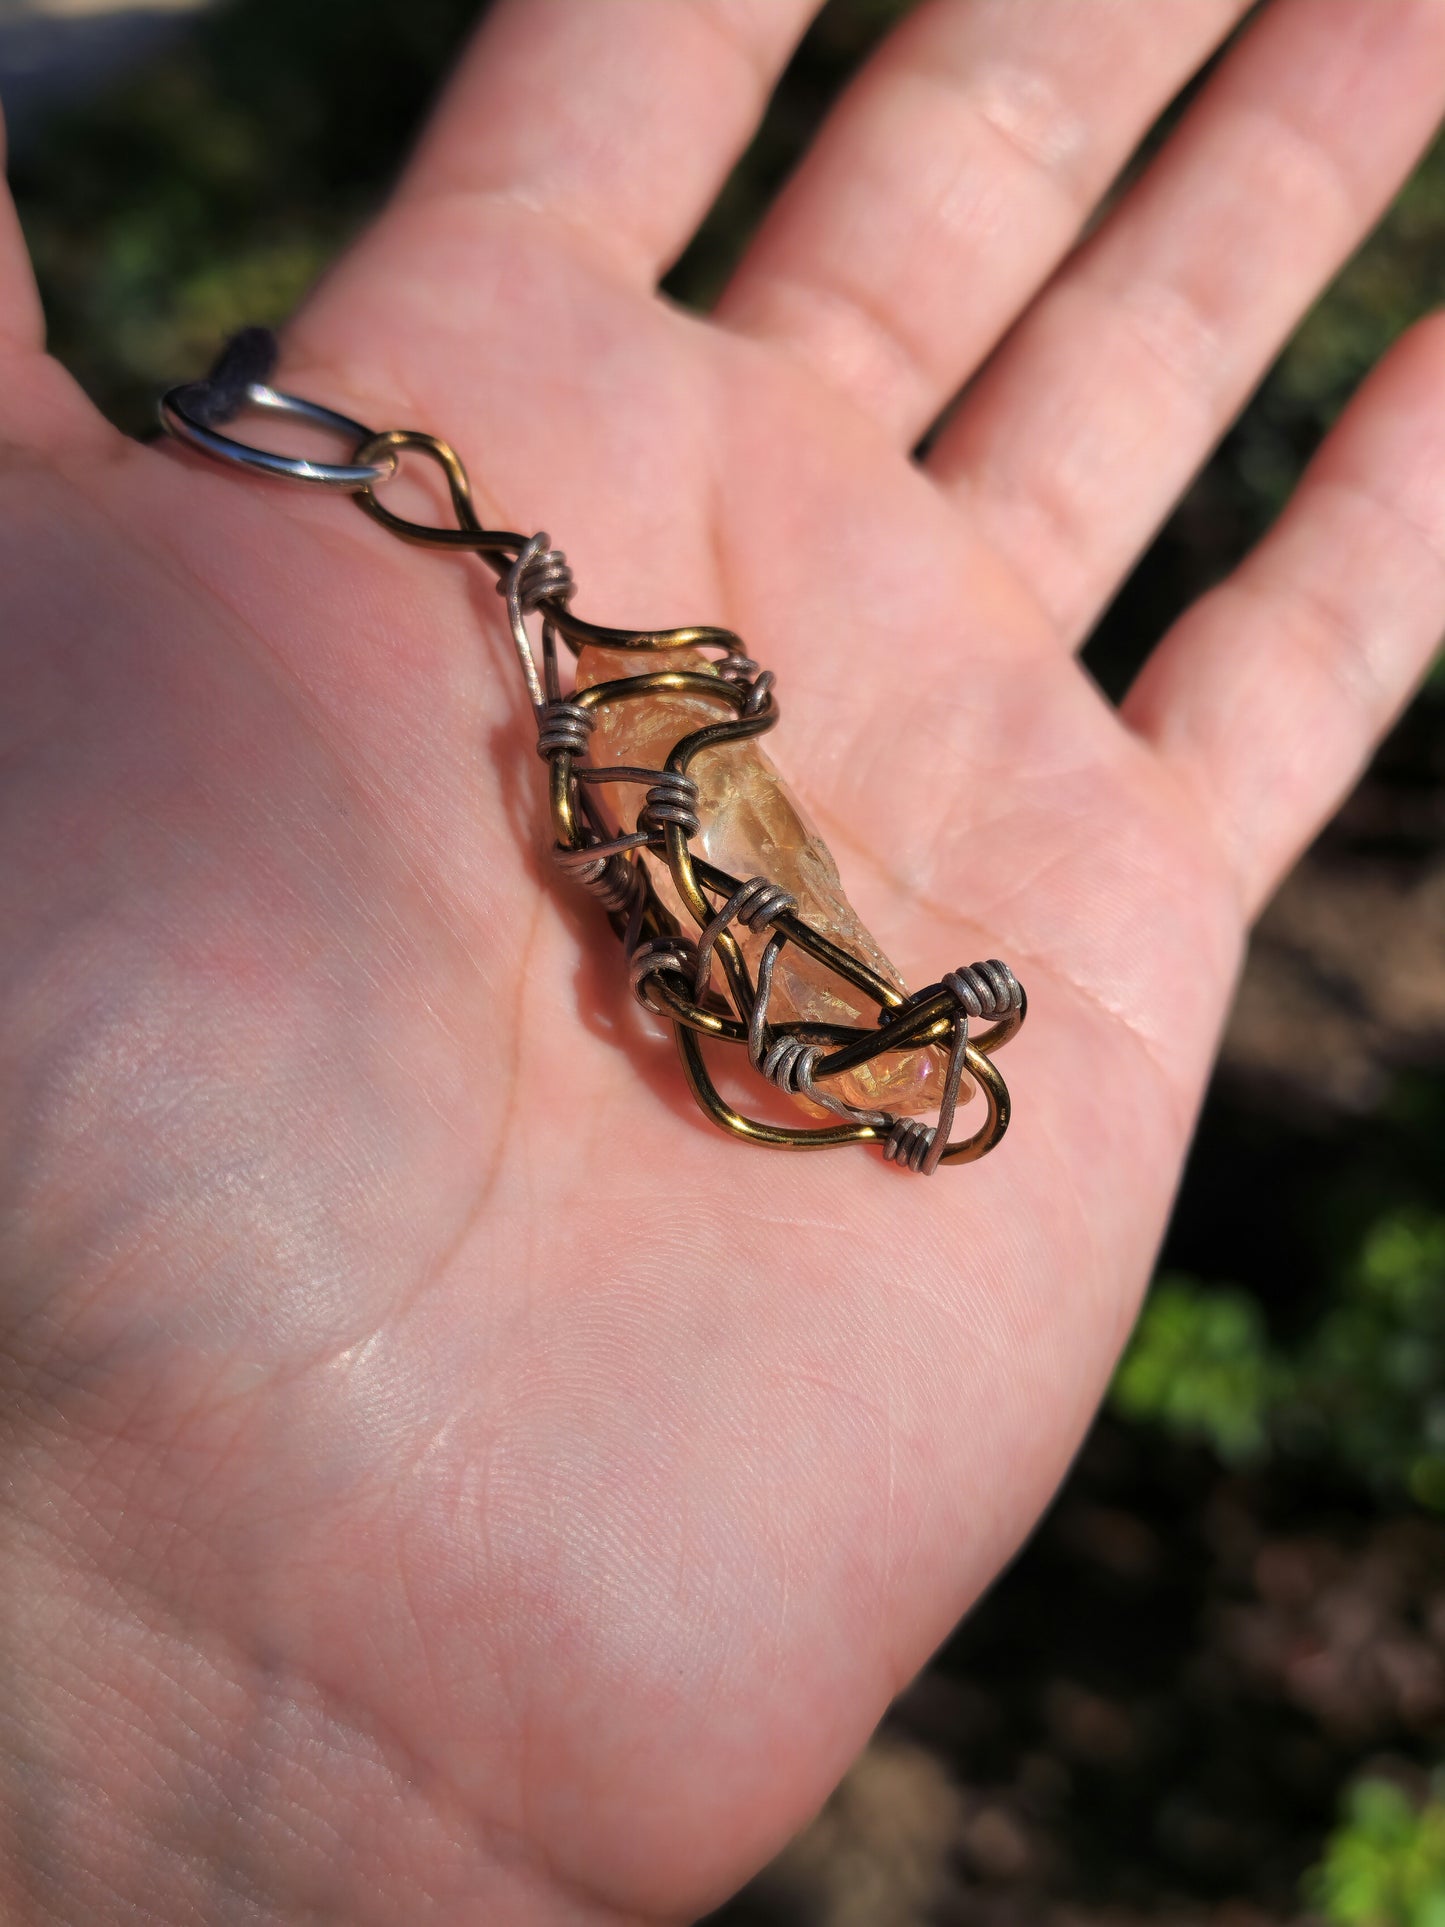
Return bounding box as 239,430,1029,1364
5,2,1445,1921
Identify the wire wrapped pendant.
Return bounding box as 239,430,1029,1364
160,331,1026,1173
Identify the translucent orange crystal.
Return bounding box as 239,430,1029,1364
574,646,961,1116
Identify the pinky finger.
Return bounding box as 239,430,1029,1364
1125,313,1445,918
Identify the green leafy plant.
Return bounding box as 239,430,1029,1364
1300,1212,1445,1509
1112,1210,1445,1506
1110,1274,1276,1463
1307,1776,1445,1927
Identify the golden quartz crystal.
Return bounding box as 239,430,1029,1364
574,645,963,1117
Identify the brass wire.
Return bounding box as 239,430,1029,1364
161,376,1025,1171
348,429,1026,1170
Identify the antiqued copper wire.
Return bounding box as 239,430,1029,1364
159,341,1026,1172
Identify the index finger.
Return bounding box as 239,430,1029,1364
386,0,819,287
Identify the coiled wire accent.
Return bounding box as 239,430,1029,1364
743,669,775,715
756,1030,875,1124
748,931,890,1128
715,653,775,715
883,1117,936,1172
638,770,701,839
715,652,759,683
878,962,1003,1174
759,1034,824,1095
536,700,595,760
500,532,575,708
942,960,1022,1018
554,846,643,914
629,934,699,1004
693,875,796,999
503,531,574,615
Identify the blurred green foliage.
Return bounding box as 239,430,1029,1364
1308,1777,1445,1927
1113,1211,1445,1509
1111,1274,1277,1464
1308,1213,1445,1511
12,0,481,430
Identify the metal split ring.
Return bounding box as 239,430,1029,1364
158,381,395,491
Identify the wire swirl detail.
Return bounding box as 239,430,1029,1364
156,334,1028,1174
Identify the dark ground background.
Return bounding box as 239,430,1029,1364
5,3,1443,1921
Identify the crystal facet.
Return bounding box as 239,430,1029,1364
575,646,961,1116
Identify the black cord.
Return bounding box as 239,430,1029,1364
180,326,279,426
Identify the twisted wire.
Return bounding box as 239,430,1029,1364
759,1033,823,1095
500,531,575,708
554,845,643,914
747,931,889,1127
629,934,699,1004
535,700,595,760
942,959,1021,1018
884,1117,936,1172
692,875,796,1000
638,770,701,839
502,531,575,613
880,970,980,1174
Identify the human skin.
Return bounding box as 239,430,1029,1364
4,0,1445,1920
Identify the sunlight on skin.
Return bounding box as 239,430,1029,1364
3,0,1445,1920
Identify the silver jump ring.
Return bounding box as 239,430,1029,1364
157,382,395,491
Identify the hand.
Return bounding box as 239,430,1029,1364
4,2,1445,1919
